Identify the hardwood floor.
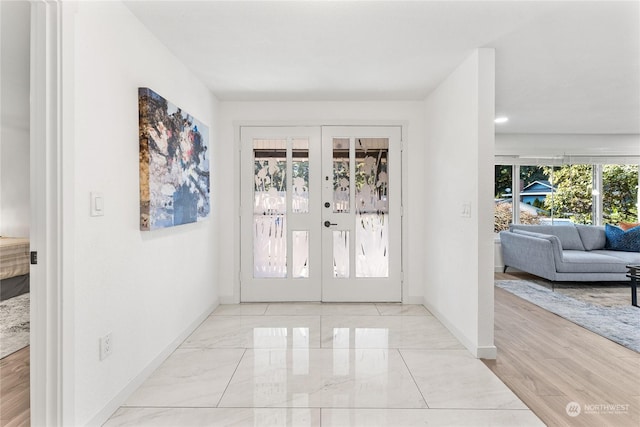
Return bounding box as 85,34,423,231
487,272,640,427
0,346,29,427
1,275,637,426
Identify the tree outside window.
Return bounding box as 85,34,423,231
543,165,593,224
603,164,639,224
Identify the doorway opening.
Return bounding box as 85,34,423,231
240,126,402,302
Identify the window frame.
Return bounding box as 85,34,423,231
495,156,640,229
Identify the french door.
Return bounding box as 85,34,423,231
240,126,402,302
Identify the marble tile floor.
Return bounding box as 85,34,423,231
104,303,544,426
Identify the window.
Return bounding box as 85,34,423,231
544,164,593,224
495,158,640,232
494,165,513,232
602,164,639,225
519,165,552,222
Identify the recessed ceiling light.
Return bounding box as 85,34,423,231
494,116,509,124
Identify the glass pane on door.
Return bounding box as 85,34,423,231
333,230,350,278
292,139,309,214
355,138,389,278
292,230,309,278
253,139,287,278
333,138,350,213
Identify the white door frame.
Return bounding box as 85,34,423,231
30,0,69,424
238,124,405,302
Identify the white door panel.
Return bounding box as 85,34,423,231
240,127,322,301
321,126,402,302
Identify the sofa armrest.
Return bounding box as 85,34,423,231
499,230,562,281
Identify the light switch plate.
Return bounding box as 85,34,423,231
91,192,104,217
461,202,472,218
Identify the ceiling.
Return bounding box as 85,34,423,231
3,1,639,135
124,0,639,134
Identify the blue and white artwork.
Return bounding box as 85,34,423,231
138,88,210,230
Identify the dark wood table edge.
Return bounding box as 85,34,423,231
625,264,639,307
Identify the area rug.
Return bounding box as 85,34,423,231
0,293,30,359
496,280,639,353
526,279,631,307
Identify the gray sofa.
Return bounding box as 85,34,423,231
500,224,640,282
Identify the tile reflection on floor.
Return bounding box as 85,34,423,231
105,303,543,427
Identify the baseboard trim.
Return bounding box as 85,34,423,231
476,345,498,359
422,297,496,360
403,295,424,305
220,295,423,304
87,299,219,426
219,295,238,304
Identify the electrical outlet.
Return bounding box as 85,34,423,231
100,333,113,360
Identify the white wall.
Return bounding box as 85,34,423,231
0,127,29,237
496,133,640,157
0,0,30,238
216,101,426,303
423,49,496,358
61,2,219,424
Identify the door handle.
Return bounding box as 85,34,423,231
324,220,338,228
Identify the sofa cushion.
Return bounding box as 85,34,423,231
575,225,606,250
605,224,640,252
556,250,630,273
591,250,640,265
510,224,585,251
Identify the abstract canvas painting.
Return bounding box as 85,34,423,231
138,88,210,230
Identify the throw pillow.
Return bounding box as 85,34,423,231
604,224,640,252
619,221,640,231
